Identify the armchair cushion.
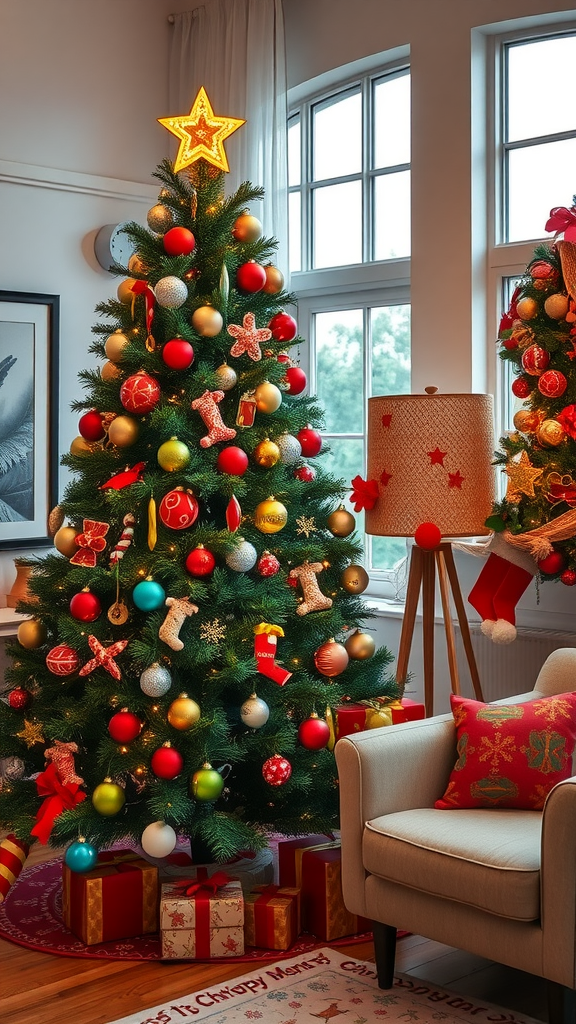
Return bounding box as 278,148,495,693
434,691,576,810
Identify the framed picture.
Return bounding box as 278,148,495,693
0,291,59,549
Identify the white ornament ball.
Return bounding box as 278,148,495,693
226,538,257,572
155,276,188,309
240,693,270,729
277,433,302,465
140,662,172,697
141,820,177,858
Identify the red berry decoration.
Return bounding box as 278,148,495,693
296,426,322,457
537,549,566,575
537,369,567,399
414,522,442,550
108,709,142,744
298,713,330,750
163,226,196,256
46,644,80,676
8,687,31,710
162,338,195,371
521,344,550,377
257,551,280,576
216,446,249,476
120,372,161,414
151,743,184,780
511,376,533,399
284,366,307,395
277,353,291,364
159,488,199,530
262,754,292,786
294,464,316,482
69,590,101,622
185,545,216,576
78,410,105,441
236,261,266,293
269,312,298,343
561,569,576,586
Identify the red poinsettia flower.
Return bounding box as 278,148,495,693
498,285,522,334
557,404,576,440
349,475,379,512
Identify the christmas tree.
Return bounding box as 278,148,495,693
0,89,395,867
468,199,576,643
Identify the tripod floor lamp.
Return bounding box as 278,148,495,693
365,388,496,717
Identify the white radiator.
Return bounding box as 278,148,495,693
455,624,576,703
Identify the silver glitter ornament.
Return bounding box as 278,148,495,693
155,276,188,309
3,756,26,781
277,433,302,465
147,204,174,233
225,537,257,572
140,662,172,697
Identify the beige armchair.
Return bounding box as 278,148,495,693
335,648,576,1024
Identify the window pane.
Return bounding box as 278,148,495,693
315,309,364,433
288,192,301,273
371,537,408,572
507,36,576,143
373,72,410,168
313,88,362,181
507,139,576,242
374,170,411,259
288,116,301,187
371,305,411,396
313,181,362,268
319,437,364,493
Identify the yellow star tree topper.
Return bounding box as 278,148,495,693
158,87,246,174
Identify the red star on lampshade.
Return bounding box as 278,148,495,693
158,87,245,174
380,469,393,487
428,447,447,466
448,470,465,489
381,414,393,428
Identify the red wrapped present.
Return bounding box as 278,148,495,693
62,849,158,945
277,834,338,889
300,845,371,941
244,883,300,951
336,697,425,738
160,868,244,959
390,697,425,723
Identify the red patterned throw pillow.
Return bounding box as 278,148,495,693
435,692,576,810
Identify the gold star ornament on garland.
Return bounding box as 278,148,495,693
505,450,544,503
158,87,246,174
15,719,45,749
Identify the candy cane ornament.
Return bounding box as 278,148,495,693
109,513,136,565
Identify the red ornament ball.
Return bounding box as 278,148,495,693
216,446,249,476
298,714,330,750
163,226,196,257
560,568,576,586
297,426,322,457
162,338,195,371
78,410,105,442
537,369,568,399
262,754,292,786
236,261,266,293
151,745,184,780
46,644,80,676
108,710,142,744
69,590,101,622
521,344,550,377
257,551,280,576
120,372,161,414
284,366,307,395
537,550,566,575
414,522,442,550
294,464,316,482
159,488,199,530
186,545,216,576
314,640,349,677
511,376,533,399
269,312,298,343
8,687,31,710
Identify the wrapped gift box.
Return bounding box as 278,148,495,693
300,846,371,941
336,697,425,738
62,850,158,946
277,834,338,889
244,883,300,951
160,870,244,959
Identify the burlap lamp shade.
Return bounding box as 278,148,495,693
365,390,495,538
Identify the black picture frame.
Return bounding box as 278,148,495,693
0,290,59,549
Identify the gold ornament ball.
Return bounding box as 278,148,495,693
513,409,540,433
214,363,238,391
327,506,356,537
255,381,282,414
365,706,393,728
70,435,96,456
108,415,139,448
232,213,263,242
167,694,201,731
117,278,137,304
254,496,288,534
341,564,369,594
253,438,281,468
101,360,122,382
104,330,130,363
128,253,146,275
536,418,565,447
158,436,191,472
54,525,80,557
345,629,376,660
544,293,569,320
192,305,223,337
263,265,284,294
92,779,125,816
147,203,174,233
516,296,538,320
17,618,48,650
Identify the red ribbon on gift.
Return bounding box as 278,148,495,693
349,475,379,512
545,205,576,241
131,280,156,348
69,519,110,567
31,762,86,844
176,868,232,898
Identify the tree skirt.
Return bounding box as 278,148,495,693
0,857,373,962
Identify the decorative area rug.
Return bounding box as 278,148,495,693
0,857,371,962
104,946,542,1024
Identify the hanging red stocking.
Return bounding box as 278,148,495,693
468,551,534,644
254,623,292,686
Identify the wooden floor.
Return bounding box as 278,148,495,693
0,842,549,1024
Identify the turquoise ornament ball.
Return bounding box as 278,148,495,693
132,579,166,611
64,839,98,873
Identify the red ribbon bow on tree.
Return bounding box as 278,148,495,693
349,475,379,512
31,762,86,844
131,279,156,349
545,205,576,241
69,519,110,567
176,869,232,898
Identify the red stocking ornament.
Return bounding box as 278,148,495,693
253,623,292,686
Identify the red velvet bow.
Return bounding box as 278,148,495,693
176,869,232,898
545,205,576,241
31,762,86,844
69,519,110,567
349,475,379,512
